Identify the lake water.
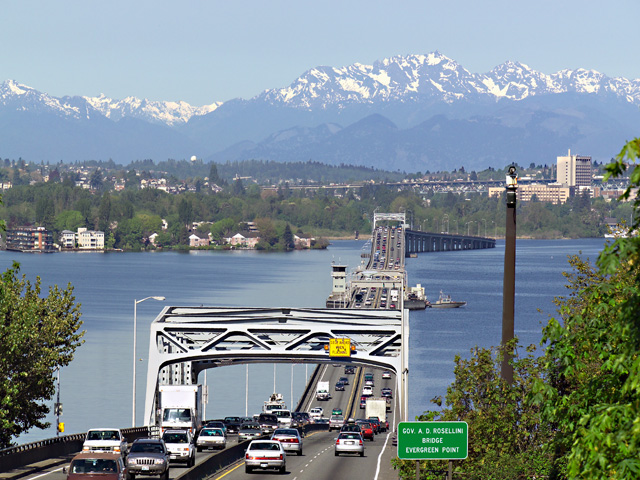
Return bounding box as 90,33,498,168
2,238,607,444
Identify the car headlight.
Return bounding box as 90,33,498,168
154,459,166,465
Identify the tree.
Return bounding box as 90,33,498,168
282,224,295,250
97,192,111,232
534,137,640,479
0,263,84,447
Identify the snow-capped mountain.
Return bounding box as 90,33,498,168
0,80,221,126
259,52,640,108
1,51,639,169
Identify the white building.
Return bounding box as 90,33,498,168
60,230,76,248
557,149,592,187
77,228,105,250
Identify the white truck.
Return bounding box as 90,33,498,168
82,428,128,455
316,381,331,401
158,384,203,435
365,397,387,431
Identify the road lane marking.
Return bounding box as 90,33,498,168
211,460,243,479
26,467,64,480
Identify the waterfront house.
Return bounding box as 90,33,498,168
60,230,76,248
5,226,56,252
226,232,261,248
189,234,210,247
77,228,105,250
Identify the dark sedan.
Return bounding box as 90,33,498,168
335,381,345,391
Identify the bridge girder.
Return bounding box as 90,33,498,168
143,306,408,426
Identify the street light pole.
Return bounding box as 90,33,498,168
133,295,165,427
501,165,518,384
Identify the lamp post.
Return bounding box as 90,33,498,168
466,221,473,236
442,214,449,234
133,295,165,427
501,165,518,384
482,219,487,238
492,220,496,239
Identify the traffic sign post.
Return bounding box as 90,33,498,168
329,338,351,357
397,421,468,460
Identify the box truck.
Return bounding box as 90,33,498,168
158,385,203,434
365,397,387,431
316,381,331,401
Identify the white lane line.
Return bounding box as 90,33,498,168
27,466,64,480
374,406,397,480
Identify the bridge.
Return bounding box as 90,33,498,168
405,229,496,253
1,210,496,480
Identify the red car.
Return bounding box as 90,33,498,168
355,421,374,441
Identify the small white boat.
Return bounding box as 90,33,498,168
430,291,466,308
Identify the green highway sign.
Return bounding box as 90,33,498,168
397,421,468,460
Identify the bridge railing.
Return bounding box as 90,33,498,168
0,427,150,474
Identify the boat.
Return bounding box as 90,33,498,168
430,290,466,308
404,284,428,310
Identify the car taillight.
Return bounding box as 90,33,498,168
336,439,340,445
279,454,283,460
245,454,249,460
359,440,363,445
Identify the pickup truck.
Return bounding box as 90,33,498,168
82,428,128,455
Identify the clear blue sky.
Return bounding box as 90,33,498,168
1,0,637,106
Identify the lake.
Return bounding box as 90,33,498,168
1,237,607,444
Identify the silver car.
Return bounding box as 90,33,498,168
196,428,226,451
334,432,364,457
271,428,303,455
244,440,286,474
238,422,262,442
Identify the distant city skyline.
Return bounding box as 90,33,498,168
1,0,637,106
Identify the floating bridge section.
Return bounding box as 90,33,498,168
404,229,495,254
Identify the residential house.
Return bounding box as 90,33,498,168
77,228,105,250
226,232,261,248
60,230,76,248
189,234,210,247
294,234,315,249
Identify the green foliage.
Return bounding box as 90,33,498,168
0,263,84,447
394,342,552,479
534,138,640,479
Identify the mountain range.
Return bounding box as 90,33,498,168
1,51,639,172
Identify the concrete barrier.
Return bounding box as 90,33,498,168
0,427,149,474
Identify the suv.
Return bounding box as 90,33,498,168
83,429,128,456
161,430,195,467
257,413,278,434
125,438,169,480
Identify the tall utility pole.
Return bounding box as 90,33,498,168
501,165,518,384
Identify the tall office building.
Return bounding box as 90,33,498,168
557,149,592,187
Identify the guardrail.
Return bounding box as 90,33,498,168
0,427,149,474
294,364,322,412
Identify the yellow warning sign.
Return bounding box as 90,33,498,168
329,338,351,357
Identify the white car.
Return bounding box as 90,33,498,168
273,409,293,427
162,429,195,467
82,428,128,455
362,385,373,396
382,371,392,379
196,427,226,451
309,407,323,420
245,440,286,474
271,428,303,455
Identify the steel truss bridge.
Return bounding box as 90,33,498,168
143,306,409,426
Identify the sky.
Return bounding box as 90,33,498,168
1,0,638,106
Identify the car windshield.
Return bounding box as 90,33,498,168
274,429,298,436
339,433,360,440
87,430,119,441
130,443,164,453
162,433,188,443
250,442,281,451
241,424,260,430
71,459,118,474
163,408,191,422
200,429,223,436
273,411,291,418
